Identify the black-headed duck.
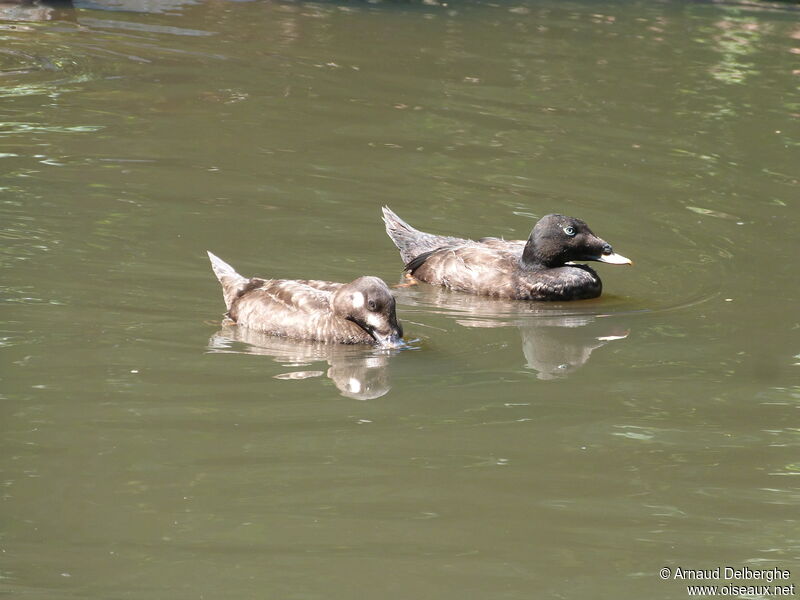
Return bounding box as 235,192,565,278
382,207,631,301
208,251,403,347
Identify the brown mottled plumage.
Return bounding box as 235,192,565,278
207,252,403,346
382,207,631,301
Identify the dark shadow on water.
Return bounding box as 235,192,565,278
207,324,404,400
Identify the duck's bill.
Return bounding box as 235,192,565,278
372,332,405,349
594,252,632,266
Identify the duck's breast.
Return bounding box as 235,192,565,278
516,265,602,301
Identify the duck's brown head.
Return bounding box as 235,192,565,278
333,276,404,348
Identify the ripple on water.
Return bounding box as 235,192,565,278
0,41,99,98
0,8,222,104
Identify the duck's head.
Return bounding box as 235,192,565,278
521,214,632,268
333,276,404,348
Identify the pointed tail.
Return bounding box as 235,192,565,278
381,206,461,264
207,251,249,311
381,206,429,263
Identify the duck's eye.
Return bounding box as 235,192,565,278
563,226,576,236
367,299,377,311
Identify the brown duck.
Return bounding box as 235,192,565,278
208,252,403,347
382,207,631,301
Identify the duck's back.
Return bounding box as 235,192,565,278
229,279,369,343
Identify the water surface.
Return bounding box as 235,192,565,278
2,0,799,598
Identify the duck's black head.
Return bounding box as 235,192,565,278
521,214,631,269
333,276,404,347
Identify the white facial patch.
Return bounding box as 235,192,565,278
367,313,384,329
352,292,365,308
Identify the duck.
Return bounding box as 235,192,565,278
381,207,631,301
207,251,404,347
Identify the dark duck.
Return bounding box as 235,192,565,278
207,252,404,346
382,207,631,301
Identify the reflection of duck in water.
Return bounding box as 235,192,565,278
208,325,394,400
207,252,403,347
382,207,631,301
397,287,629,380
516,316,628,380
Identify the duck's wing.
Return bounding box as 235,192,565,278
234,280,373,343
382,206,469,264
207,252,337,315
229,279,361,341
405,243,521,298
404,237,524,275
291,279,344,293
233,279,334,316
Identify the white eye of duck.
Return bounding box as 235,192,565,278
563,226,576,236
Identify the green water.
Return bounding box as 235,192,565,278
2,1,798,598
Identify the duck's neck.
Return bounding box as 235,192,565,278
521,238,562,269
